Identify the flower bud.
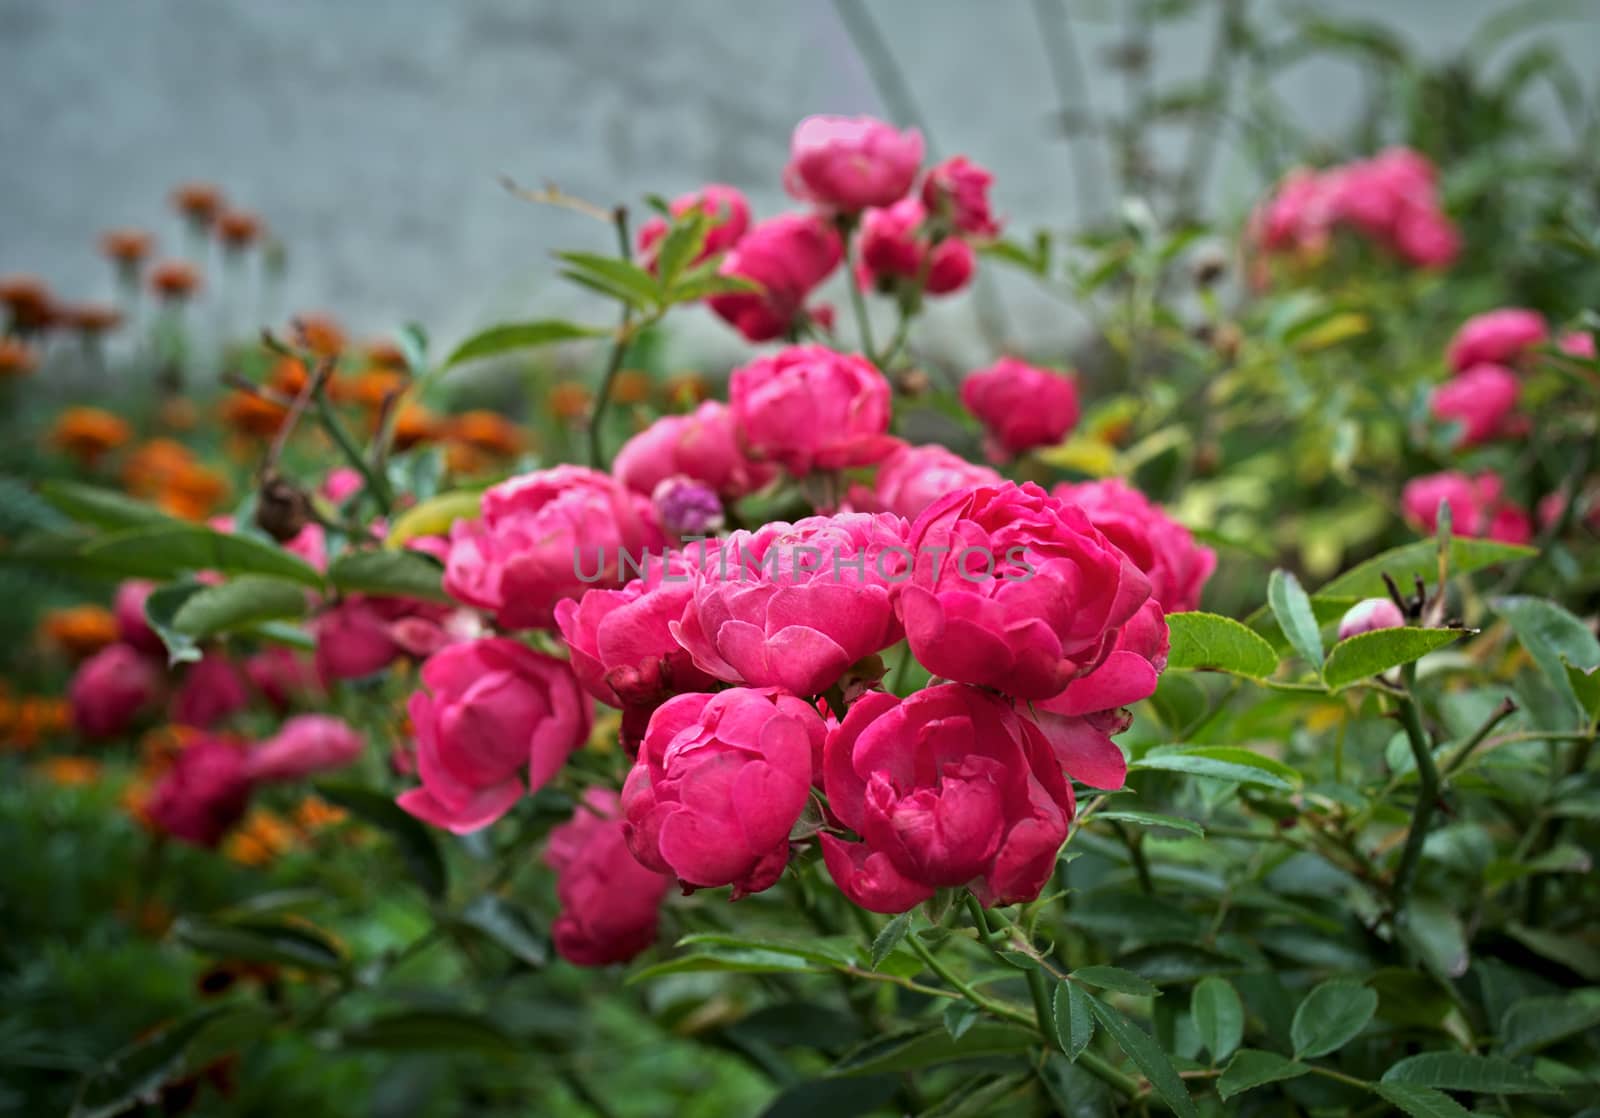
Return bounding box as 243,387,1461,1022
1337,598,1406,641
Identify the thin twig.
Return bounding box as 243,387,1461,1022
587,206,635,469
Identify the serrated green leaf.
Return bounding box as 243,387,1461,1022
1131,746,1301,791
1372,1082,1470,1118
870,912,913,970
1052,981,1094,1062
1492,595,1600,728
1092,810,1204,837
1381,1051,1553,1094
444,320,608,368
942,1001,979,1041
1291,980,1376,1059
1500,990,1600,1057
1085,995,1197,1118
1070,966,1161,997
1269,569,1324,669
1217,1049,1308,1099
1166,611,1280,679
1191,976,1244,1063
1322,628,1465,690
1319,538,1535,599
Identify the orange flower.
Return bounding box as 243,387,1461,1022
269,356,311,396
160,463,229,520
225,809,298,866
0,338,39,378
337,368,404,410
139,725,195,775
0,274,55,331
171,182,225,226
148,260,202,301
61,302,125,335
123,438,197,496
220,390,289,439
51,406,133,464
609,369,653,404
100,228,155,265
2,695,70,751
40,605,120,659
363,338,408,371
391,402,439,450
294,311,345,357
548,381,594,422
294,795,347,831
444,443,493,476
35,756,103,787
216,209,263,249
447,410,525,457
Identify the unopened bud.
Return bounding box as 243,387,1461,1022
1337,598,1406,641
255,474,311,543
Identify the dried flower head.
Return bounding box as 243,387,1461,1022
50,406,132,463
149,260,202,301
171,181,225,225
216,209,263,249
100,228,156,265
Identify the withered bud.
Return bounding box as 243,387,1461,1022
894,368,931,397
1192,250,1227,288
255,474,312,543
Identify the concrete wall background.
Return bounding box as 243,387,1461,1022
3,0,1597,367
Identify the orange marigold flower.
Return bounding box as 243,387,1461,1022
4,696,71,751
548,381,594,422
0,338,39,378
35,756,103,787
161,463,230,520
100,228,155,265
61,302,125,335
149,260,202,301
123,438,197,496
0,274,55,331
41,605,120,659
216,209,263,249
171,182,225,225
337,368,404,410
294,796,347,832
391,402,439,450
448,410,524,456
220,390,288,439
293,311,345,357
225,809,297,866
52,406,133,464
609,369,653,404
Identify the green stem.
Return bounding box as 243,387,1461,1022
906,933,1036,1031
843,228,879,362
587,206,635,469
1389,664,1438,915
1441,696,1517,779
1109,821,1154,894
313,381,392,514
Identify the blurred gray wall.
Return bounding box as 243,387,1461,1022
3,0,1597,367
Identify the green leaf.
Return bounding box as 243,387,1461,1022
759,1077,899,1118
1381,1051,1553,1094
384,490,483,548
71,1006,261,1118
1052,980,1094,1062
170,575,309,638
653,210,709,288
455,895,548,968
1491,595,1600,728
327,548,451,603
1500,990,1600,1057
1191,976,1244,1063
630,950,823,983
669,272,762,303
143,581,204,665
1166,612,1280,679
340,1009,520,1054
1319,538,1535,600
1322,628,1465,690
1070,966,1161,997
555,251,661,309
942,1002,979,1041
1085,995,1197,1118
1217,1049,1309,1100
314,782,447,900
39,480,176,531
870,912,913,970
1131,746,1301,791
77,525,325,588
1372,1083,1471,1118
1092,810,1204,837
673,933,856,968
444,320,608,368
1291,980,1376,1059
828,1023,1037,1077
172,915,344,972
915,1073,1030,1117
1269,569,1324,669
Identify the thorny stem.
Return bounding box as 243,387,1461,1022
588,206,635,470
1441,696,1518,778
1389,663,1438,916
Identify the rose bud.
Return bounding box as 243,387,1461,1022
960,357,1080,461
820,685,1074,913
871,442,1001,521
729,344,897,476
921,156,1001,238
144,736,253,848
396,638,591,834
114,580,166,657
69,643,162,740
1401,469,1533,545
1051,477,1216,613
545,788,674,966
1392,207,1459,269
898,482,1152,700
444,465,663,631
1428,364,1522,447
651,476,724,540
246,714,364,783
1337,598,1407,641
707,213,842,342
783,115,924,212
171,651,251,729
856,199,975,296
1446,308,1547,373
612,401,777,501
622,688,825,898
672,513,908,698
636,184,750,270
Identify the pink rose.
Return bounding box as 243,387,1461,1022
898,482,1152,700
960,357,1080,460
1446,309,1547,372
1249,168,1334,255
612,401,777,500
1392,207,1460,269
545,788,674,966
114,580,164,657
820,685,1074,913
397,638,591,834
921,156,1000,238
144,737,253,848
246,714,365,783
1337,598,1406,641
622,688,825,897
314,598,406,681
1034,600,1168,744
729,345,896,476
1401,470,1533,544
783,115,923,212
871,442,1001,521
281,523,327,572
708,213,842,342
672,514,907,697
69,643,161,740
636,184,750,270
322,467,365,505
1559,331,1596,359
1429,364,1521,447
171,650,251,729
245,647,320,710
856,199,975,296
1051,478,1216,613
444,465,663,631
